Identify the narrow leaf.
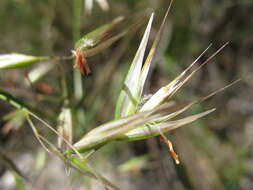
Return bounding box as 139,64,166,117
0,54,49,70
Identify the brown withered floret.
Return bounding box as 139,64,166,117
74,49,91,75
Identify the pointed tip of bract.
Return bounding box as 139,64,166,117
115,13,154,119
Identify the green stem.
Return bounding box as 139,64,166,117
73,0,83,101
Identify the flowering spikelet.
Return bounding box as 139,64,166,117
73,11,148,75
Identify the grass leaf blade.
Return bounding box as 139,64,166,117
0,54,49,70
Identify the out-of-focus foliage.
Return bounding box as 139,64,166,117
1,0,253,190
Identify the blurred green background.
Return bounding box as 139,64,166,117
0,0,253,190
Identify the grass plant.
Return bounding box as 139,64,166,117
0,2,239,189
